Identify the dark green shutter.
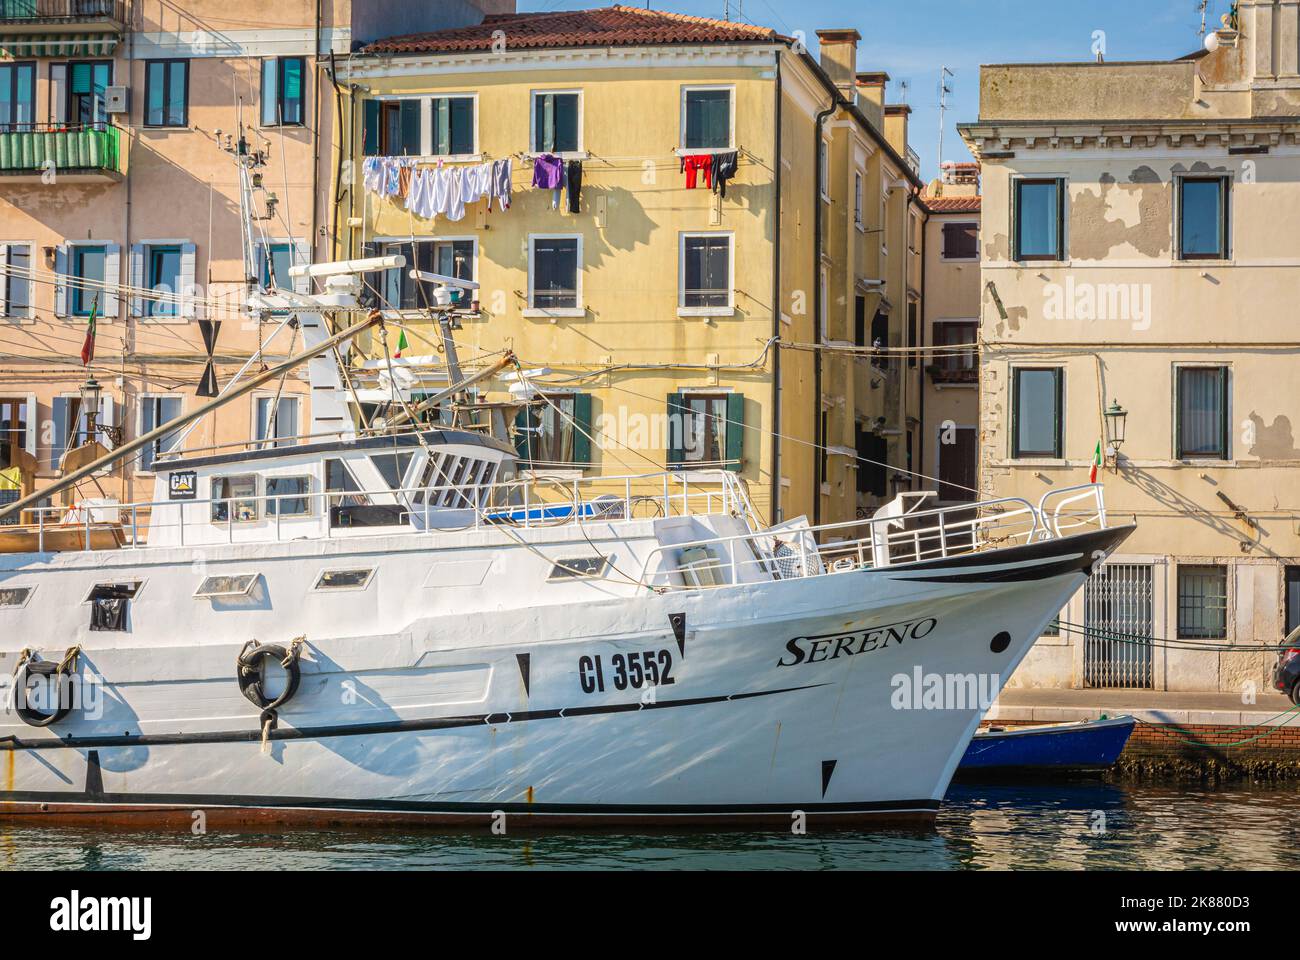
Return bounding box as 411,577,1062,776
362,99,380,156
572,393,592,465
724,393,744,472
666,393,687,466
449,97,473,155
400,99,421,156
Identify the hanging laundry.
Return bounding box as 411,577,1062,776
362,156,382,194
565,159,583,213
710,150,739,198
444,166,467,221
397,165,413,201
532,153,564,194
680,154,713,189
383,158,405,198
406,166,430,215
461,161,492,206
491,157,512,211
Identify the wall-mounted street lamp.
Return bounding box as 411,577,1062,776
78,375,121,447
1104,399,1128,472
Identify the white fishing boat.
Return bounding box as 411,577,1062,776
0,379,1130,828
0,142,1132,830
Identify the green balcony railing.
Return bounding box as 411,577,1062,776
0,124,119,176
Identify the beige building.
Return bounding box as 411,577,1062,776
960,1,1300,693
0,0,509,514
920,162,981,504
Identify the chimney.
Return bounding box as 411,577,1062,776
883,104,911,161
815,29,861,100
854,71,889,130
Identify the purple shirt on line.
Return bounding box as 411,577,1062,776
532,154,564,189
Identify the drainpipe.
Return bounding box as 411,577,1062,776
917,196,928,488
325,51,347,261
812,95,840,527
769,50,783,526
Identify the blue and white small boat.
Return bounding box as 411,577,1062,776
957,716,1137,776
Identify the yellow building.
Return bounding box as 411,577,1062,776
919,163,981,504
333,9,925,527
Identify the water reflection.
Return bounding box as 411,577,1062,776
1,783,1297,871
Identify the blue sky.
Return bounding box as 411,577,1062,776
519,0,1233,182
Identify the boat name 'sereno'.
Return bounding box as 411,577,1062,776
777,617,939,667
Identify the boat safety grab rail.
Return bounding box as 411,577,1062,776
637,495,1045,589
20,468,757,551
1035,483,1107,540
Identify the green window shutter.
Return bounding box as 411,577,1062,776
666,392,686,465
400,100,421,156
514,407,531,463
362,100,380,156
572,393,592,465
724,393,744,472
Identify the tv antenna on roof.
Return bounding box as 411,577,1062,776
937,66,954,186
1197,0,1210,39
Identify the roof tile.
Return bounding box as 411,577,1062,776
366,5,783,55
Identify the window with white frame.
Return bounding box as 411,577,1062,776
369,238,475,310
679,232,732,312
531,90,580,154
129,241,195,320
0,243,31,318
853,173,863,227
137,394,182,472
681,86,732,150
362,95,476,158
254,395,300,450
527,235,580,312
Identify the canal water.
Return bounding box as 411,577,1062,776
3,782,1298,870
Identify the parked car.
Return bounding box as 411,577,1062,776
1273,629,1300,705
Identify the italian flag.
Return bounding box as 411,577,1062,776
80,296,98,366
394,329,409,358
1089,439,1102,483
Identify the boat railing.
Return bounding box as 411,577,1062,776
637,484,1110,589
17,468,760,551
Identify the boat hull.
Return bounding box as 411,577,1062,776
0,525,1133,828
956,716,1138,777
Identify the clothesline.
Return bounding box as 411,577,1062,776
362,146,741,223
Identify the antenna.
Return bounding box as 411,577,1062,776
898,78,910,105
937,66,953,190
1198,0,1210,39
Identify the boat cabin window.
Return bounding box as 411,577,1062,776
314,568,374,591
0,586,33,608
266,475,311,516
325,459,368,508
194,574,259,599
212,475,259,523
548,556,609,581
371,452,414,490
84,581,142,602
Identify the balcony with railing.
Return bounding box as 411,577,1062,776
0,123,121,181
0,0,124,30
